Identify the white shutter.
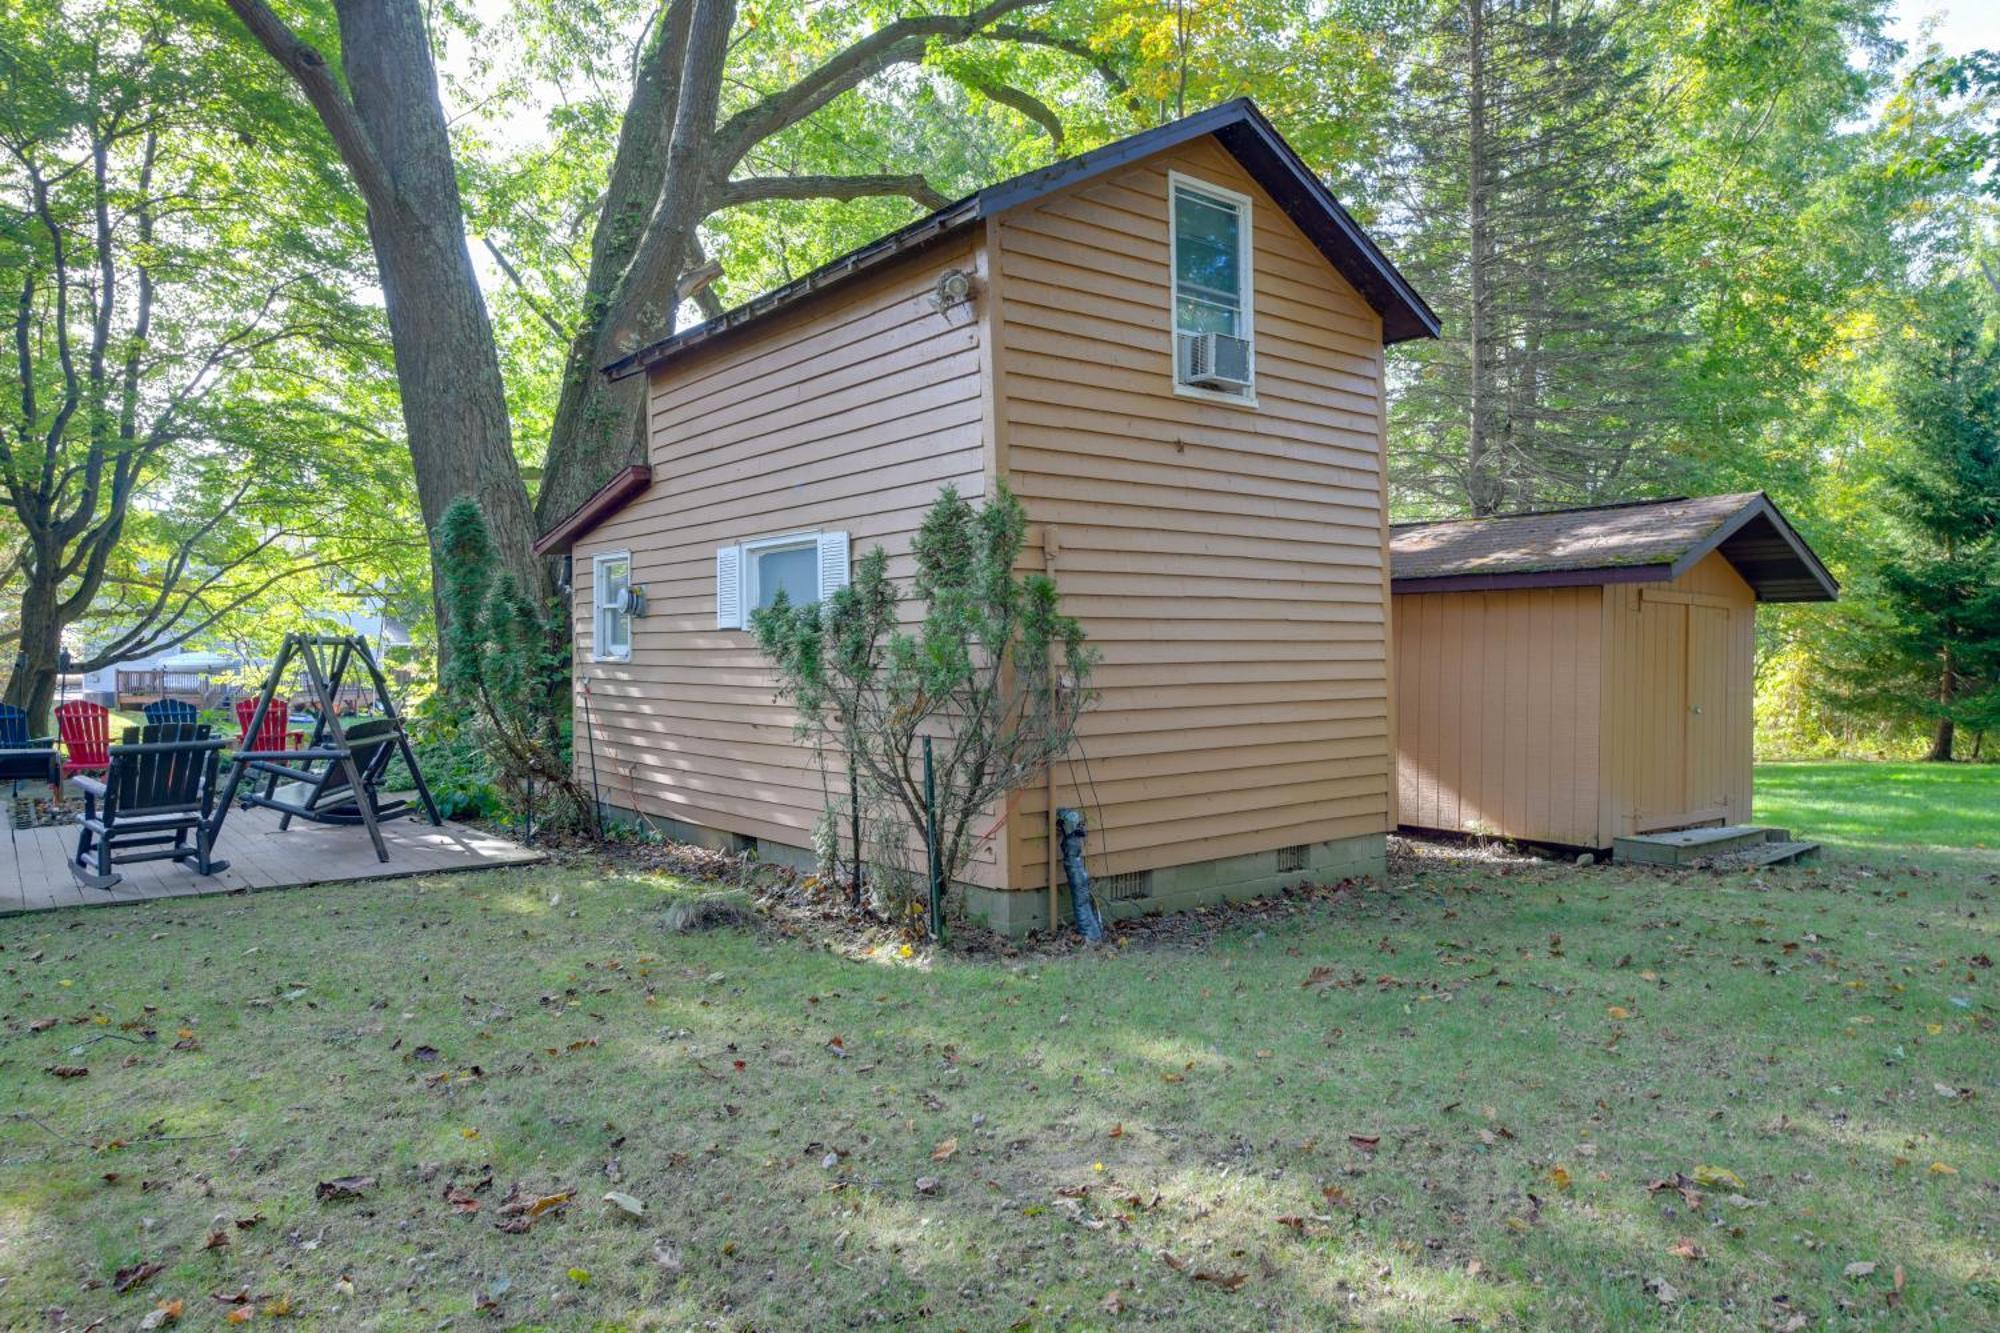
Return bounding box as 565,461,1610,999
817,531,851,601
715,545,742,628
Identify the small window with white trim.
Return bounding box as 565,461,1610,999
715,530,850,629
593,552,632,661
1168,172,1255,401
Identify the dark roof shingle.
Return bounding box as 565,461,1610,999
1390,493,1838,602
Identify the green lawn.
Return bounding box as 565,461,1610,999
1757,761,2000,864
1,824,1994,1330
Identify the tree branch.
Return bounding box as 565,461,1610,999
221,0,399,215
482,236,568,339
715,172,952,211
981,24,1128,93
957,75,1062,146
712,0,1050,171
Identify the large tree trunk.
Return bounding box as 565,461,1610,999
1463,0,1501,516
335,0,544,618
228,0,545,625
535,0,734,532
3,567,62,733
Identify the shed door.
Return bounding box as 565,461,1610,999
1631,598,1688,831
1684,605,1732,823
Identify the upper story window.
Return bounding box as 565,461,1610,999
714,531,851,629
593,552,633,662
1169,172,1255,402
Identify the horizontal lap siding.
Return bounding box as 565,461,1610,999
1393,587,1603,847
998,136,1392,889
571,238,1000,880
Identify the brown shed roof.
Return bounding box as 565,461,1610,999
1390,492,1838,602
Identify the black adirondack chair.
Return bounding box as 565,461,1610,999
242,717,411,828
70,723,231,890
0,702,59,797
142,699,200,726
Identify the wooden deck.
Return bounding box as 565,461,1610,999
2,799,545,915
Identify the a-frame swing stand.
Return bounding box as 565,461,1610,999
213,633,442,863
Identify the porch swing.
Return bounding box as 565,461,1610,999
213,633,442,863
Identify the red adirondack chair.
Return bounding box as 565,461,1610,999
234,696,297,753
55,700,112,782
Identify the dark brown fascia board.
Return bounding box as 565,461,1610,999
1391,565,1673,595
602,99,1439,382
1667,492,1840,602
532,464,652,555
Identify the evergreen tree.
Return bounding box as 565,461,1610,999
1828,281,2000,760
1385,0,1683,516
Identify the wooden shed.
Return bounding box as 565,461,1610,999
1391,493,1837,851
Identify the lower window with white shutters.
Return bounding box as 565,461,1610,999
714,530,851,629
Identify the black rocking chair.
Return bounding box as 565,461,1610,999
71,723,232,890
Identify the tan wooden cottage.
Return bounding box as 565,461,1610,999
1391,493,1837,851
535,100,1438,933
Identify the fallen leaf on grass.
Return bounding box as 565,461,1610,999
1644,1276,1680,1306
1927,1161,1957,1176
1102,1289,1126,1314
28,1017,57,1032
233,1212,266,1230
1692,1165,1745,1190
931,1137,958,1162
1668,1238,1705,1262
1606,1006,1632,1020
567,1267,590,1285
493,1216,532,1234
262,1294,294,1317
1646,1173,1703,1209
314,1176,374,1201
225,1308,253,1325
1192,1270,1248,1292
1347,1133,1380,1153
602,1191,645,1218
45,1064,88,1078
443,1185,480,1214
1845,1261,1878,1279
114,1260,164,1293
1546,1165,1572,1191
139,1298,183,1328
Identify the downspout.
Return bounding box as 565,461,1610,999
1044,525,1061,932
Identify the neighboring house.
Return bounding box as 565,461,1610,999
81,609,410,710
537,99,1439,933
1391,492,1837,851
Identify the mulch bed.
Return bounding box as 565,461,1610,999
7,794,77,831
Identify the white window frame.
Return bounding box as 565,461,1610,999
741,531,821,618
1166,170,1257,407
591,550,633,662
717,530,851,629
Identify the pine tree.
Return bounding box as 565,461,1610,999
1869,283,2000,760
1386,0,1682,516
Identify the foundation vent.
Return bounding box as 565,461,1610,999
1094,869,1153,902
1275,843,1310,874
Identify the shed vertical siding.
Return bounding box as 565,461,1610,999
1598,551,1756,840
569,238,1001,881
1392,586,1604,847
994,136,1393,888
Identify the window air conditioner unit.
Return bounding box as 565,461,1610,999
1182,331,1252,389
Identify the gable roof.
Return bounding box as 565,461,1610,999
1390,492,1839,602
602,98,1439,382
